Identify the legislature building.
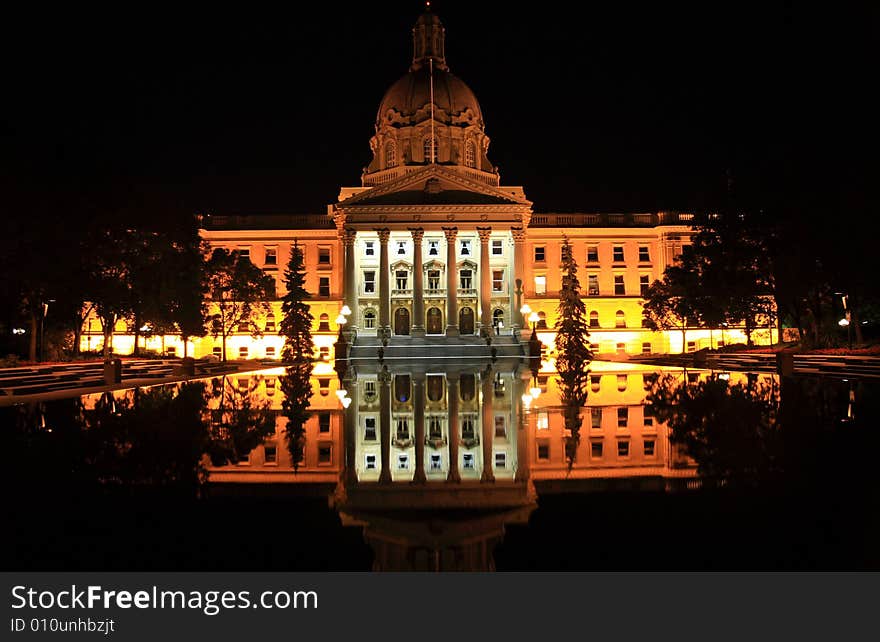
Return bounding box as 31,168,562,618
82,8,766,362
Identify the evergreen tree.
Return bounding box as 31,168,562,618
279,242,314,470
554,236,593,467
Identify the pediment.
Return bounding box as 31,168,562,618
340,165,529,208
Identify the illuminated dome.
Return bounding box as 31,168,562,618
376,67,483,130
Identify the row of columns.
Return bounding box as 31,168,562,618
341,226,527,338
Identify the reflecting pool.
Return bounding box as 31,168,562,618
3,360,877,571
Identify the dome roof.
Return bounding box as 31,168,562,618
376,67,482,126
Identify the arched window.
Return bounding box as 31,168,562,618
537,311,548,329
465,141,476,168
385,140,397,168
424,136,437,163
318,313,330,332
615,310,626,328
394,375,411,403
493,308,505,331
363,309,377,329
589,311,600,328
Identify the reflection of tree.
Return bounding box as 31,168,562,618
205,375,276,470
647,372,781,486
280,363,312,471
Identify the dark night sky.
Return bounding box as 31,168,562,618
2,2,876,223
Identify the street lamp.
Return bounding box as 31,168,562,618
528,311,540,334
334,314,349,379
39,299,55,363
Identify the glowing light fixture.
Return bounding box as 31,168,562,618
12,328,25,335
838,318,850,327
521,393,532,409
520,304,532,316
530,385,541,400
340,396,352,409
528,312,540,325
336,314,348,325
336,389,348,401
340,305,352,316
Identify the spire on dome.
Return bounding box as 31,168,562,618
411,4,447,71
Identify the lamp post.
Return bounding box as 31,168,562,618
334,313,349,379
39,300,55,363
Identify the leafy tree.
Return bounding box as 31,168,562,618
641,267,700,354
205,376,276,468
279,243,314,470
85,226,136,360
204,248,274,362
554,236,592,466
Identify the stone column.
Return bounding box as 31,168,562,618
443,227,459,337
376,228,391,340
343,371,358,485
342,228,358,335
446,372,461,483
480,367,495,483
511,226,526,336
409,227,425,338
477,226,492,336
514,368,531,483
412,371,427,484
378,366,392,484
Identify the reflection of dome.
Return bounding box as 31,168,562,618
376,67,483,127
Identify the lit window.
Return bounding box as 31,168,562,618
537,311,547,329
427,269,441,290
264,443,277,464
462,453,475,470
319,346,330,361
319,412,331,433
534,275,546,295
264,247,277,265
640,275,650,297
617,440,630,458
363,309,376,329
397,453,410,470
613,245,624,262
615,310,626,328
589,311,599,328
166,346,177,357
617,407,629,429
319,277,330,297
460,269,473,290
364,381,377,401
591,375,601,393
537,441,550,461
364,417,377,441
494,452,506,469
428,418,443,440
536,411,549,430
614,275,626,295
590,342,599,352
396,418,410,440
642,342,652,354
639,246,650,263
396,270,409,290
588,275,599,296
212,347,222,358
687,341,697,353
318,313,330,332
318,378,330,396
396,241,407,256
491,239,503,255
461,417,476,441
365,454,377,470
364,241,375,257
385,140,397,168
363,271,376,294
492,270,504,292
591,441,603,458
616,342,626,354
265,314,276,332
238,346,249,359
430,454,442,470
428,240,439,256
265,346,276,359
617,374,627,391
644,439,655,456
494,416,506,438
534,246,545,262
465,141,476,167
591,407,602,429
587,246,599,263
460,240,471,256
318,248,331,265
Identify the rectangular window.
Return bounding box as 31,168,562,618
365,454,377,470
396,241,407,255
536,411,549,431
534,246,545,262
318,248,331,265
239,346,249,359
237,247,251,261
364,417,377,441
364,241,375,257
494,416,506,438
492,270,504,292
491,239,503,255
534,275,546,295
640,275,650,297
591,441,603,459
319,277,330,297
318,412,331,433
264,247,277,265
561,244,571,262
642,342,652,354
264,443,277,464
494,452,506,469
639,246,650,263
397,453,409,470
430,454,442,470
587,245,599,263
617,374,628,391
460,269,473,290
616,342,626,354
591,375,601,392
461,418,475,441
617,407,629,429
644,439,656,456
687,341,697,353
427,269,441,290
364,380,377,400
396,270,408,290
460,240,471,256
613,245,624,262
588,275,599,296
318,443,332,464
428,418,443,440
266,346,276,359
364,271,376,293
396,418,410,440
428,240,439,256
462,453,475,470
537,441,550,461
591,407,602,429
614,275,626,295
617,440,630,458
644,409,654,428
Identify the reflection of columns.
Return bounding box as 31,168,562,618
446,372,461,482
515,368,530,483
344,373,358,484
512,227,526,334
376,228,391,338
410,228,425,338
443,227,459,337
378,367,392,484
480,368,495,482
412,372,427,484
477,226,492,334
342,228,358,334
